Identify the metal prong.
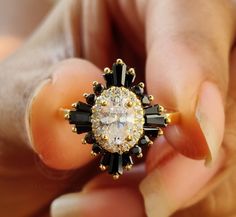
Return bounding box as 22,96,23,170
64,113,70,120
138,82,145,88
158,105,164,113
83,93,89,98
125,164,132,171
93,81,99,86
101,100,108,106
104,67,112,74
137,153,143,158
101,135,108,141
113,173,120,180
148,95,154,101
72,126,77,133
91,151,97,157
81,138,87,144
99,164,107,171
165,116,171,124
158,128,164,136
126,135,132,141
128,68,135,76
126,101,133,107
71,102,77,108
148,140,154,146
116,58,124,65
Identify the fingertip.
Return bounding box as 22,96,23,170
29,58,103,170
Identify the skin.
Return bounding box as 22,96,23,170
1,0,236,216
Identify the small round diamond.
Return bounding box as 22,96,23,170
91,87,144,154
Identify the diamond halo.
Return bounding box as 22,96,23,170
91,86,144,154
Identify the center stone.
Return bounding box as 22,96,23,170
91,87,144,154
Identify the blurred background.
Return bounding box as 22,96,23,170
0,0,52,60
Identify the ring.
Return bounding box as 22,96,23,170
62,59,179,179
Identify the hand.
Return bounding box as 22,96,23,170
1,1,236,217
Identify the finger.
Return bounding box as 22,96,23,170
140,138,225,217
146,0,236,162
81,0,113,67
141,1,236,216
30,59,103,169
51,166,146,217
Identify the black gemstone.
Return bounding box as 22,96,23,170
92,143,102,154
141,95,151,106
69,111,91,125
100,152,111,167
86,94,96,105
143,127,158,138
145,114,167,127
139,135,151,147
75,101,92,113
84,131,96,144
108,153,123,175
131,85,144,97
103,73,114,88
131,145,142,155
75,124,92,134
122,153,133,166
125,71,136,87
93,83,104,96
144,105,160,115
112,63,127,87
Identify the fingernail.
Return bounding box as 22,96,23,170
51,194,82,217
26,79,50,152
195,81,225,164
51,188,145,217
140,151,224,217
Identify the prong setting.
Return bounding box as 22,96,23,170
138,82,145,88
101,100,108,106
126,101,133,107
104,67,112,74
113,173,120,180
128,68,135,76
99,164,107,171
126,135,132,141
116,58,123,65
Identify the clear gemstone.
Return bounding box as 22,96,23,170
91,87,144,154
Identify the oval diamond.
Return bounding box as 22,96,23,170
91,87,144,154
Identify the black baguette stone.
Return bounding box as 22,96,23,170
103,73,114,88
131,145,142,155
69,111,91,125
100,152,111,167
93,83,104,96
122,153,133,167
112,63,127,87
75,124,92,134
84,131,96,144
86,94,96,105
131,85,144,97
141,95,151,106
92,143,102,154
144,105,160,115
143,127,159,138
145,114,167,127
75,101,92,113
108,153,123,175
138,135,151,147
125,71,136,87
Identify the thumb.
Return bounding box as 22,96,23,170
146,0,234,163
141,1,236,217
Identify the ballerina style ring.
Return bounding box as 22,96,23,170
62,59,179,180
